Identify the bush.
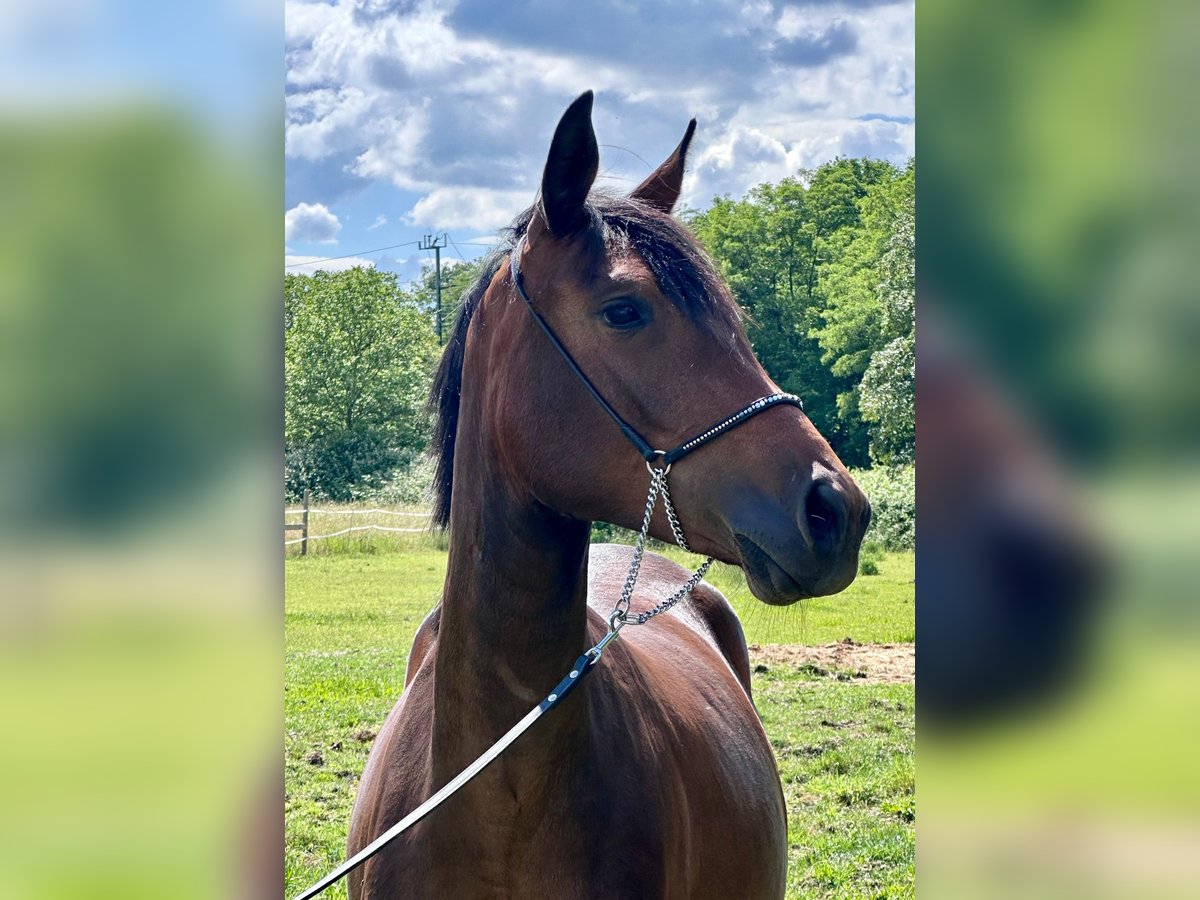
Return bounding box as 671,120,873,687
360,453,437,505
285,433,403,501
858,540,884,575
285,446,436,505
849,465,914,551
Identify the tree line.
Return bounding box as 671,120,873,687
285,157,914,500
687,157,914,468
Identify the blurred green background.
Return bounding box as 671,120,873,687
0,3,281,899
920,0,1200,896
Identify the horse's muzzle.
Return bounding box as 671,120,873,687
724,473,870,604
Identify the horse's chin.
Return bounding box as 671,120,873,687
735,533,858,605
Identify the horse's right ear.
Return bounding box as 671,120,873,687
536,91,599,237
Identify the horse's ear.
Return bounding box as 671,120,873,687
630,119,696,214
538,91,599,237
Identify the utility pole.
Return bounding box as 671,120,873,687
419,233,447,341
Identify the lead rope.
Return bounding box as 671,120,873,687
290,463,712,900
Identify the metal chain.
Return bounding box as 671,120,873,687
659,474,691,553
611,467,665,623
630,556,714,625
607,463,715,632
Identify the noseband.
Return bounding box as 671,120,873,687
291,236,806,900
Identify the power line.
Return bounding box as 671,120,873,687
285,240,421,269
445,232,468,262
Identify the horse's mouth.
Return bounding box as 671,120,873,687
734,533,856,605
734,534,812,605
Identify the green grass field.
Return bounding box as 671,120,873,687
285,542,914,899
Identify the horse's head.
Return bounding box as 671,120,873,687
435,92,870,603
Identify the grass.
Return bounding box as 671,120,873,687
285,543,914,899
760,671,914,898
662,547,914,646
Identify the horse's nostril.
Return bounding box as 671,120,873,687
805,481,841,549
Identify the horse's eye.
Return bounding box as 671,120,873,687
601,301,644,330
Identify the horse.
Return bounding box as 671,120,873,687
346,91,871,899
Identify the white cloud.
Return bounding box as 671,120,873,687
461,234,507,249
367,214,388,230
284,254,374,275
688,117,914,204
286,86,376,162
405,187,531,232
284,202,341,244
285,0,913,213
348,105,431,190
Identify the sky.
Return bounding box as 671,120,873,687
285,0,914,283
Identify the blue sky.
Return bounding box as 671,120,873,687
285,0,914,284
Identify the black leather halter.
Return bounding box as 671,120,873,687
510,238,804,467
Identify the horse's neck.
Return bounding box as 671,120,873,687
431,457,592,782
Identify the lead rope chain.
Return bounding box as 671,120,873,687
607,459,715,634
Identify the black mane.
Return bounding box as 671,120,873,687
427,194,741,528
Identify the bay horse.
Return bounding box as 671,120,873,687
347,92,871,899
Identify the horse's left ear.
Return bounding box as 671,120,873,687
630,119,697,214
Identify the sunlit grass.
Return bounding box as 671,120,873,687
285,545,914,899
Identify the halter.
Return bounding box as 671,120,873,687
291,237,805,900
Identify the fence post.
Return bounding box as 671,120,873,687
301,488,310,556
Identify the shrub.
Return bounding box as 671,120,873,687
355,452,437,505
858,540,884,575
849,465,915,551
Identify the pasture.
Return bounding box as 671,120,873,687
285,534,914,899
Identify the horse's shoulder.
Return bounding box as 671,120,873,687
587,544,754,697
403,604,441,687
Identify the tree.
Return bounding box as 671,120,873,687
807,160,913,462
860,198,915,463
689,159,914,467
285,267,439,499
410,257,485,342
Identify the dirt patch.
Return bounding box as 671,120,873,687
748,639,914,685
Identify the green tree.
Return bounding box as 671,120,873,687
690,159,914,466
285,267,438,499
410,257,485,342
689,183,852,460
808,160,913,459
860,198,915,463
